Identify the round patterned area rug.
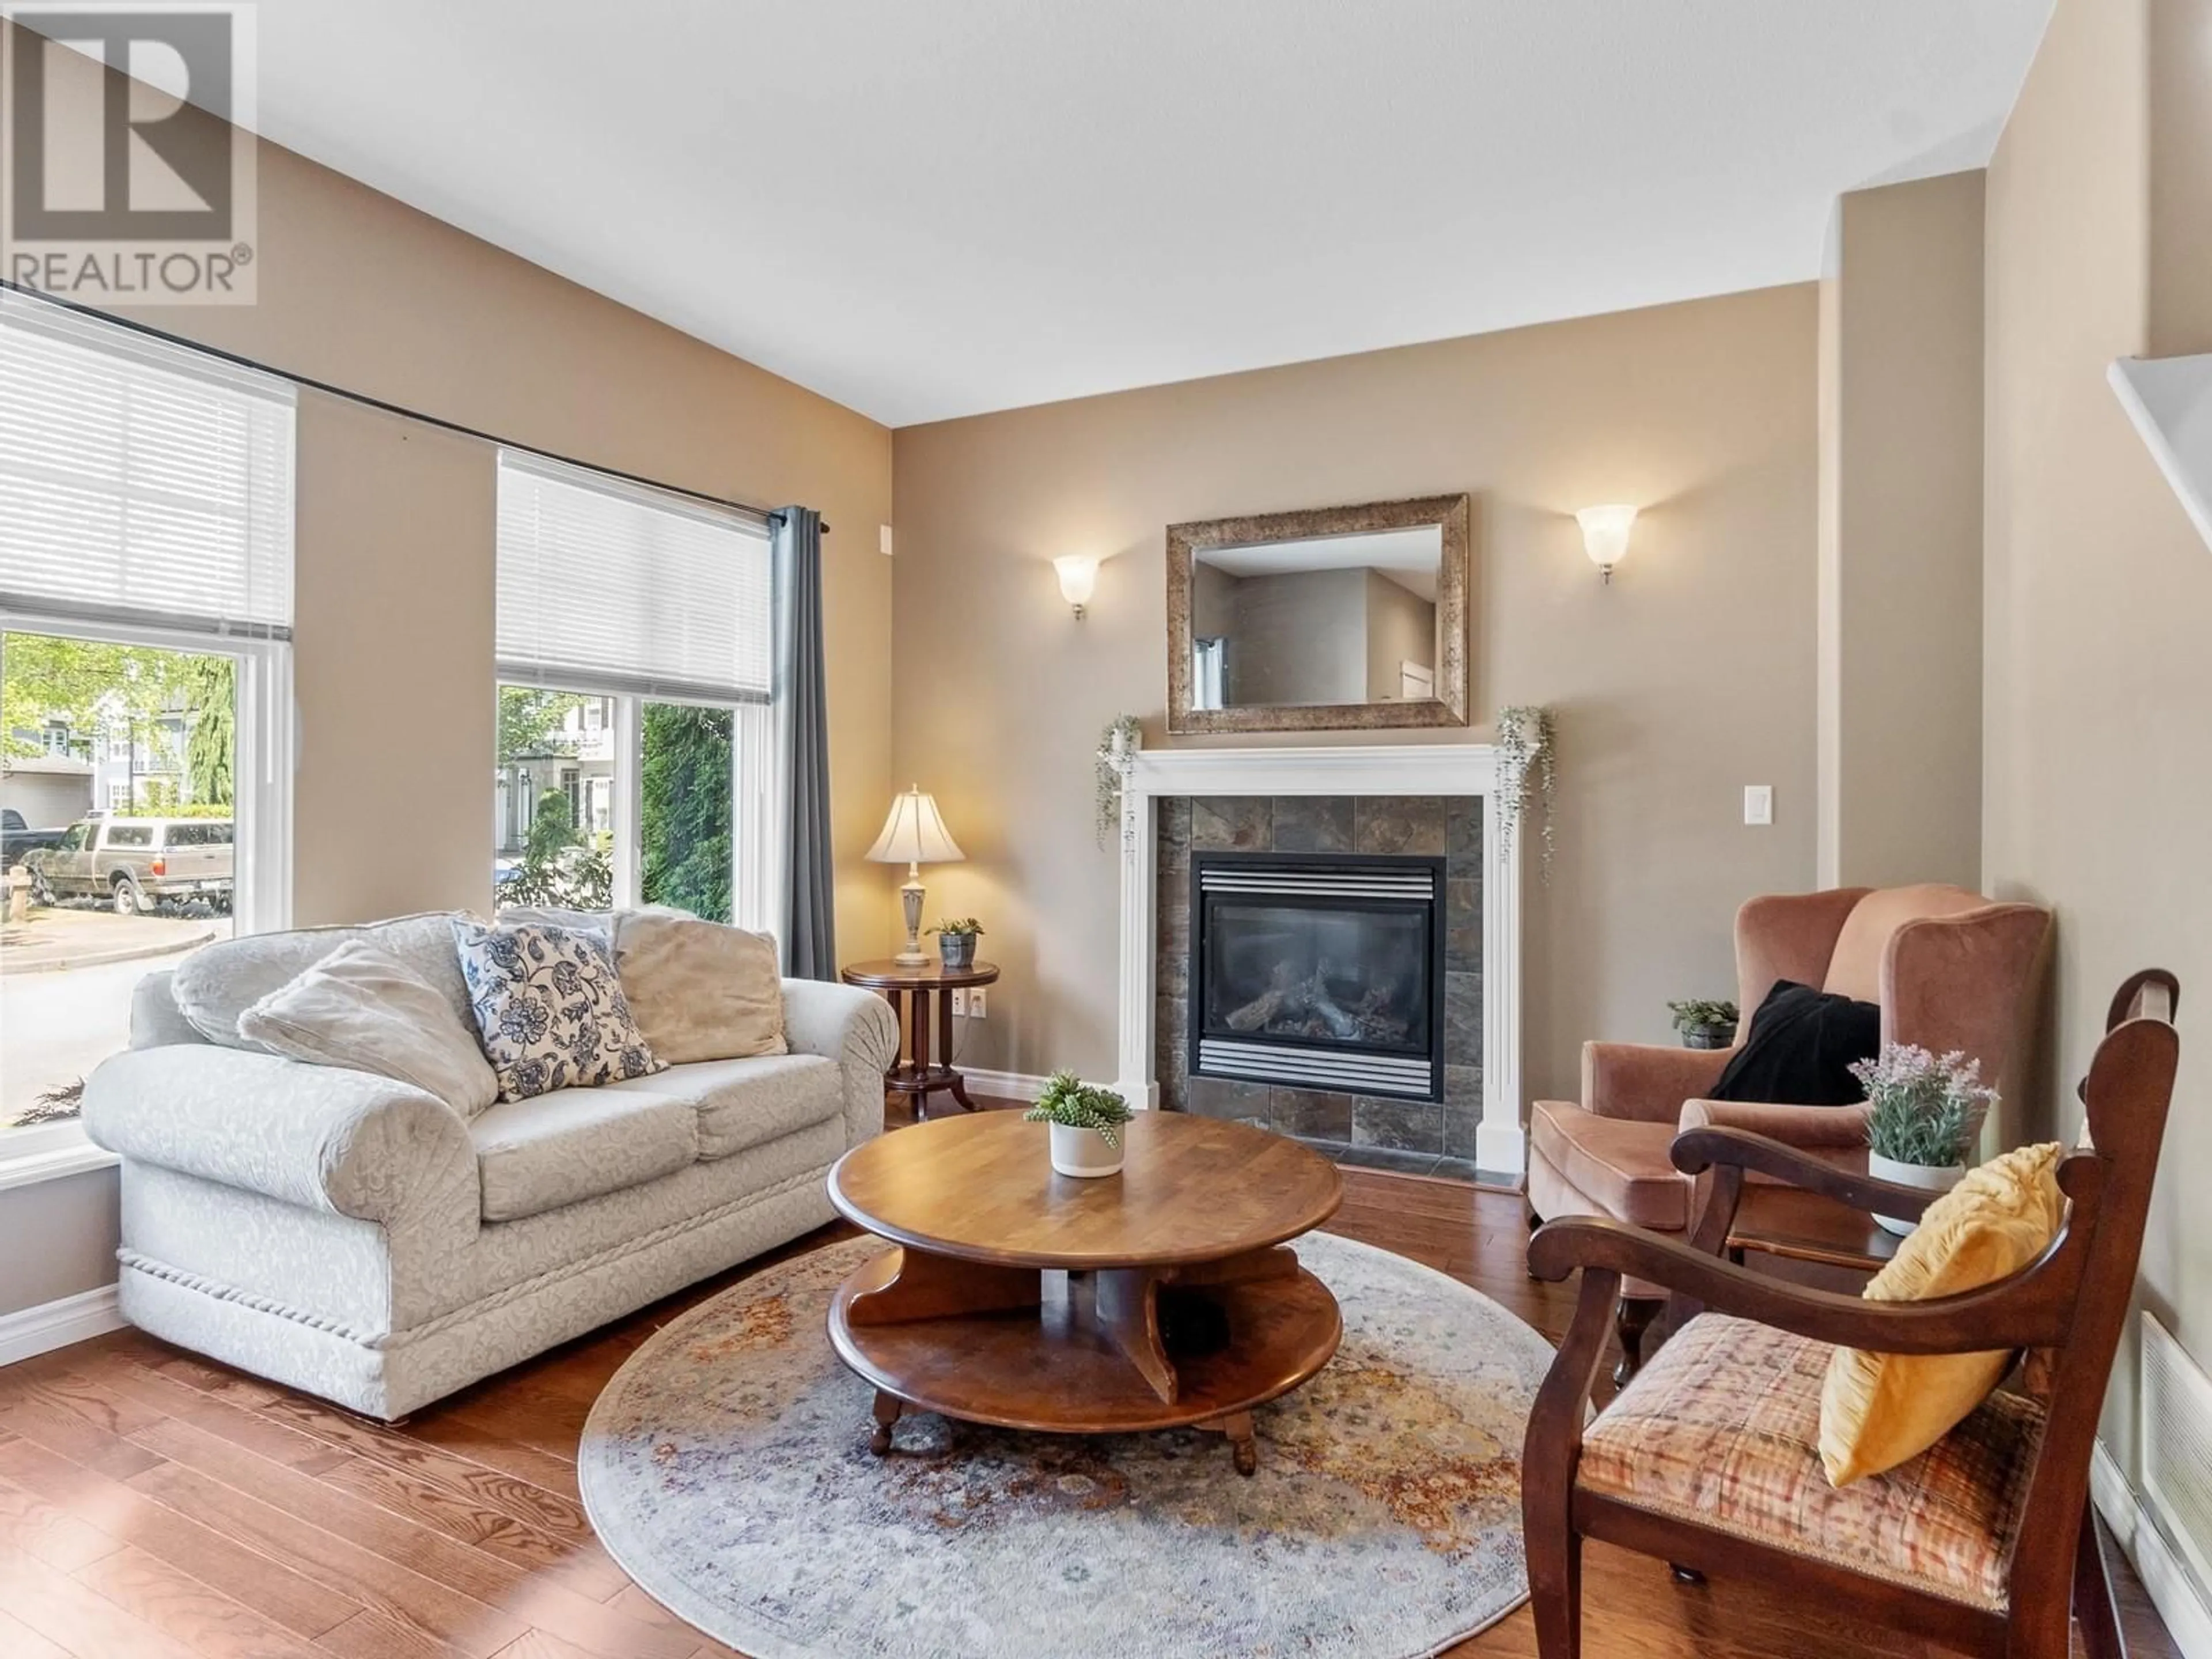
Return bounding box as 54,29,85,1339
579,1230,1555,1659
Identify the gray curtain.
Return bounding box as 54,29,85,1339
775,506,836,978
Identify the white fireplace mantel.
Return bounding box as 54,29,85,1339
1113,743,1524,1176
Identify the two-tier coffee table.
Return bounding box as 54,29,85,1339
825,1111,1343,1475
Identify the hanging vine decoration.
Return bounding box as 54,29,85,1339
1095,714,1143,850
1495,704,1556,882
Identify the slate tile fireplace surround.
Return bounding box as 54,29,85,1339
1157,794,1484,1179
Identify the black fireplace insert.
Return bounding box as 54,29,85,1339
1188,851,1445,1101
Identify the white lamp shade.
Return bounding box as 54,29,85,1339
1054,555,1100,607
1576,504,1638,571
866,786,964,865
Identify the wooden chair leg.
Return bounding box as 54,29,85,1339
1612,1296,1658,1386
2072,1499,2127,1659
1527,1521,1582,1658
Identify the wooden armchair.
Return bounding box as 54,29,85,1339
1521,969,2180,1659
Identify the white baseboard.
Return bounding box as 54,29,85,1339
2093,1440,2212,1658
960,1069,1050,1104
962,1070,1156,1110
1475,1120,1527,1180
0,1283,124,1368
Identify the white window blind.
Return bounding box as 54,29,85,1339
497,453,773,704
0,294,296,638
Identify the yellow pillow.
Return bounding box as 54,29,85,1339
1818,1142,2065,1486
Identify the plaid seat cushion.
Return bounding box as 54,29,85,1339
1578,1313,2043,1609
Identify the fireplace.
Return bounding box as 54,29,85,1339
1189,851,1445,1101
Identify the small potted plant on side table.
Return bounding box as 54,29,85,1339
1026,1070,1134,1178
930,918,984,971
1666,997,1740,1050
1851,1044,1997,1236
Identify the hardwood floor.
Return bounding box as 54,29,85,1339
0,1101,2177,1659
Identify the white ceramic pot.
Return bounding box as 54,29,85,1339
1049,1122,1124,1178
1868,1151,1964,1236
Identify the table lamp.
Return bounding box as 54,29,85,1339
866,785,965,966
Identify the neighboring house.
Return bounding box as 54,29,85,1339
494,697,615,857
10,696,204,819
90,710,189,815
0,754,93,829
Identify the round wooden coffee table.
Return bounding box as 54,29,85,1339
826,1111,1343,1475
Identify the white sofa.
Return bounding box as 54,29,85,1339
82,912,897,1419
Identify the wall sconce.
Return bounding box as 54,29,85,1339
1054,555,1100,619
1575,505,1638,584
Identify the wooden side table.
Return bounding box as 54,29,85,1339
840,958,1001,1119
1727,1185,1901,1274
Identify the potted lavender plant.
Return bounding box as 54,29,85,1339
1850,1045,1998,1236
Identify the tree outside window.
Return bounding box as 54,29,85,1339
641,703,733,924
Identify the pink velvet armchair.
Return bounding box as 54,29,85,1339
1527,884,2051,1379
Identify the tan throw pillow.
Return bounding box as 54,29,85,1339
614,911,786,1065
1818,1141,2065,1485
238,940,501,1117
172,911,475,1054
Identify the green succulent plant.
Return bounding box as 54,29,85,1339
1667,998,1740,1034
1024,1070,1135,1149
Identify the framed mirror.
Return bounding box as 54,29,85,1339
1166,493,1472,734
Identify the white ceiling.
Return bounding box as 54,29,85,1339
236,1,2052,426
1200,528,1443,601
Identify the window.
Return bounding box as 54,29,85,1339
1194,637,1227,711
493,455,775,930
0,293,293,1150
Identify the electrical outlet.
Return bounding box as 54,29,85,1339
949,988,968,1017
968,987,988,1020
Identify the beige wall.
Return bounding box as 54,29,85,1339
1234,569,1369,706
891,286,1821,1098
1362,573,1438,703
1819,172,1986,891
289,399,496,923
0,29,895,1316
1983,0,2212,1478
0,1169,119,1313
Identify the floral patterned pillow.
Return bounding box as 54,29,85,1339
451,919,666,1102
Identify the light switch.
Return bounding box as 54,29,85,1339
879,524,894,556
1744,785,1774,827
